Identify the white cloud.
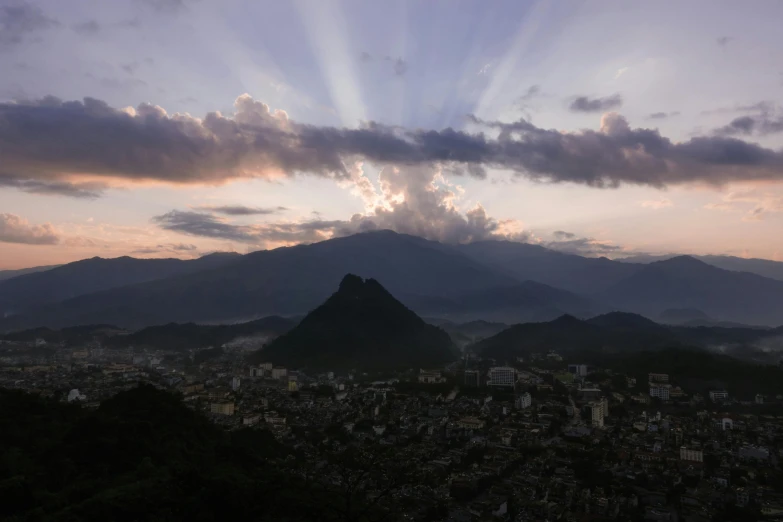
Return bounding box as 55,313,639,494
640,198,673,209
0,213,59,245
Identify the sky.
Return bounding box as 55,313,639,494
2,0,783,269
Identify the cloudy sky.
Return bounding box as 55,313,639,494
2,0,783,269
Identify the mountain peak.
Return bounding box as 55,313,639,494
338,273,365,293
257,275,456,370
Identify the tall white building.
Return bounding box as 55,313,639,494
649,384,671,400
680,447,704,462
589,401,604,427
488,367,516,387
516,392,532,410
568,364,588,377
231,376,241,391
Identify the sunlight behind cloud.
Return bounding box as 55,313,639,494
294,0,367,127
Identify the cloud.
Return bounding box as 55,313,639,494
134,0,193,14
717,36,733,47
131,242,198,255
8,94,783,198
193,205,288,216
614,67,628,80
640,198,673,209
714,114,783,137
569,94,623,113
121,62,140,75
704,189,783,221
393,58,408,76
72,20,100,35
0,2,58,50
0,213,59,245
154,165,530,246
544,231,622,256
648,111,680,120
701,101,773,116
359,51,373,62
552,230,575,240
0,174,104,198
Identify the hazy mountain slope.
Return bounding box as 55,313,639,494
407,280,606,323
0,264,61,281
0,231,516,330
0,252,241,317
254,274,456,370
455,240,641,294
619,253,783,282
600,256,783,326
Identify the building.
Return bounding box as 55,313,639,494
600,396,609,418
516,392,532,410
457,417,485,430
680,446,704,462
231,376,241,391
488,367,515,387
588,401,604,427
210,402,235,416
418,369,446,384
649,384,671,400
648,373,669,383
249,367,265,377
568,364,588,377
464,370,480,387
271,367,287,379
287,380,298,392
579,388,603,400
709,390,729,402
67,389,86,402
755,394,764,404
243,414,261,426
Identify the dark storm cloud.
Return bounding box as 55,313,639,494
569,94,623,113
714,114,783,137
5,94,783,198
648,111,680,120
0,2,58,50
194,205,288,216
359,51,373,62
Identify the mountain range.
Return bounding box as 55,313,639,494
2,230,783,331
473,311,783,364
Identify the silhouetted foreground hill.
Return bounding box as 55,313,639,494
0,385,307,521
255,274,457,370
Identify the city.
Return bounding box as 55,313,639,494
2,321,782,521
